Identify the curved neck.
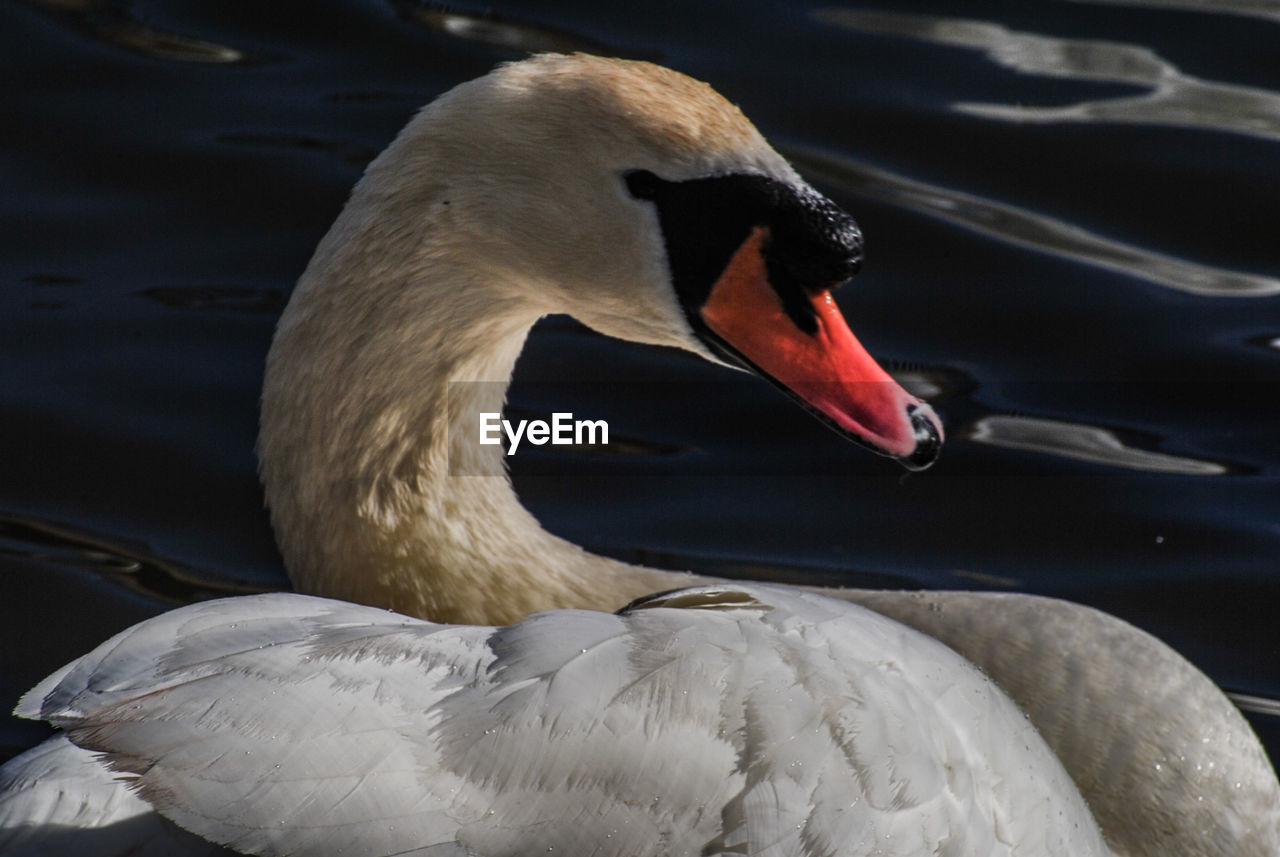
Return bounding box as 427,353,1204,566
260,217,694,625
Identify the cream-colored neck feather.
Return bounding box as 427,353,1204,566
260,53,1279,857
259,190,695,627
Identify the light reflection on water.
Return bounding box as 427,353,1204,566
966,415,1230,475
1067,0,1280,24
22,0,249,63
391,2,630,57
785,145,1280,297
813,8,1280,142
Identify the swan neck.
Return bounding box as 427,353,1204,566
261,220,694,624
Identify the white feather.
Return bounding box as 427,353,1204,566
0,734,231,857
6,586,1112,857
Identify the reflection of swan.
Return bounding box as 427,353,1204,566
1,54,1276,856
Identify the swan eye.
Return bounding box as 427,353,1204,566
629,171,861,338
624,169,661,200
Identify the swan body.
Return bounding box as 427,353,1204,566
0,735,227,856
2,53,1277,856
5,586,1114,857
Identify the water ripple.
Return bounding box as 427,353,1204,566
784,144,1280,297
965,414,1230,474
23,0,250,64
137,285,286,315
0,513,275,604
216,133,378,166
813,9,1280,142
1069,0,1280,24
391,2,633,57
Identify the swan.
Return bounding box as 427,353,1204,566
6,585,1118,857
1,52,1277,856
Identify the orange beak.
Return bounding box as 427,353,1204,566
699,226,942,468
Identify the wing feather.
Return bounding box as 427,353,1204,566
4,586,1113,857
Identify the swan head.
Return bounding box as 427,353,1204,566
350,53,941,468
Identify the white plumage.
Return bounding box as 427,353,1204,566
0,734,226,856
6,586,1112,857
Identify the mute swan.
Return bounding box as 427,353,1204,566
7,585,1116,857
1,53,1277,856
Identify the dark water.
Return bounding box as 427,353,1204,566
3,0,1279,766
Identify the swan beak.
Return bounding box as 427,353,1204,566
699,226,943,469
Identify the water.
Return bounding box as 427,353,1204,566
2,0,1278,764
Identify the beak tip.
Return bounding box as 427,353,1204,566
901,404,943,471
